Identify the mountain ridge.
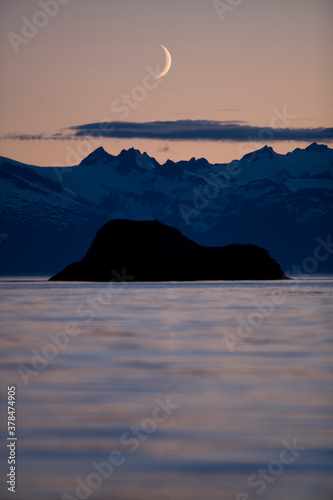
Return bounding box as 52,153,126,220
0,143,332,276
1,142,331,169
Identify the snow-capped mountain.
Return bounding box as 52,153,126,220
0,143,332,275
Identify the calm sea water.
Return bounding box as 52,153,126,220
0,279,332,500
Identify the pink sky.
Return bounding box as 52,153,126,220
0,0,332,166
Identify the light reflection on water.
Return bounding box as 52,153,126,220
0,279,332,500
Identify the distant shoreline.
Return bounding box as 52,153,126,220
1,276,333,283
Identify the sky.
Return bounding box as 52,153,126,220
0,0,332,166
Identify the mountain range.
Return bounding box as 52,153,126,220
0,143,332,276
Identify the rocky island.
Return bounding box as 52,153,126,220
49,220,286,281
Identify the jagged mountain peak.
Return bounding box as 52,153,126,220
119,147,140,158
117,147,159,171
188,157,210,166
80,146,114,165
241,145,276,162
305,142,330,153
79,146,159,170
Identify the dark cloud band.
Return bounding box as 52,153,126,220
3,120,333,143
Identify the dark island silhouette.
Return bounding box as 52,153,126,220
49,220,286,281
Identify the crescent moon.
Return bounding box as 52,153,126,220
155,44,172,79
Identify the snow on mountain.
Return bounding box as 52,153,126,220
0,143,332,275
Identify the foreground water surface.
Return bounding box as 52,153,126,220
0,279,332,500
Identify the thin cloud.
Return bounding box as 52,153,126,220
3,120,333,143
157,144,170,153
3,133,69,141
216,108,245,112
